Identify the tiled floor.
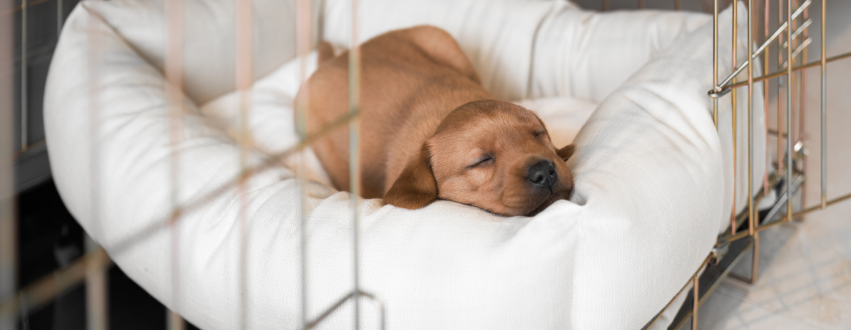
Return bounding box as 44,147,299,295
696,3,851,329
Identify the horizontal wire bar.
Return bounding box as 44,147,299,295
784,191,851,220
766,129,789,139
0,247,112,319
12,140,46,159
781,37,812,68
305,290,385,330
719,190,851,246
782,19,812,48
716,50,851,93
0,0,52,15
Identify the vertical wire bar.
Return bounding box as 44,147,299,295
798,0,807,144
84,236,107,330
638,0,644,9
713,0,719,130
786,0,793,222
348,0,361,328
295,0,311,327
692,276,699,330
20,0,27,152
731,0,739,235
57,0,63,35
751,232,760,283
603,0,609,12
763,0,770,195
235,0,253,326
675,0,680,11
777,0,783,175
748,0,755,236
165,0,185,328
86,3,108,328
0,0,17,328
798,0,807,217
819,0,826,209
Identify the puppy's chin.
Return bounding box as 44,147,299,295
525,189,572,216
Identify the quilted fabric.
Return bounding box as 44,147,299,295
45,0,764,328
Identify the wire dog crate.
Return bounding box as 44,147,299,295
1,0,850,329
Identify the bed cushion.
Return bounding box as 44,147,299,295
45,0,762,329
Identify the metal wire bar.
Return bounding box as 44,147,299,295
715,50,850,92
748,0,755,237
20,0,27,152
692,276,698,329
674,0,680,11
776,0,784,175
781,37,811,68
638,0,644,9
1,0,16,326
731,0,738,237
235,0,253,326
798,0,808,220
57,0,62,31
786,0,793,224
165,0,185,327
349,0,362,327
782,18,811,47
296,0,311,326
762,0,770,197
56,0,62,35
305,291,385,330
1,0,52,14
820,0,826,209
85,2,108,327
787,191,851,219
713,0,718,129
84,236,107,330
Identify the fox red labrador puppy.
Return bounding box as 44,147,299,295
296,26,575,216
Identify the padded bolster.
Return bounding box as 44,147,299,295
45,0,761,329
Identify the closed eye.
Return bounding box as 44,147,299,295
468,155,494,168
533,130,545,138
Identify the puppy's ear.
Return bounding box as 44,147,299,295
384,144,437,209
556,145,576,161
317,41,335,64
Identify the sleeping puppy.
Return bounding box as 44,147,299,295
296,26,575,216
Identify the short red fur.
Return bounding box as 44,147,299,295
296,26,575,216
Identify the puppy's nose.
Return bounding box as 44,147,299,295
528,160,557,189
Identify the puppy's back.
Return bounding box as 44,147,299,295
298,26,490,198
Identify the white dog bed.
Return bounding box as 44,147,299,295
45,0,765,328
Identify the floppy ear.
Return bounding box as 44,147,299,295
556,145,576,161
384,144,438,210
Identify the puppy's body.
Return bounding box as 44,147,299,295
297,26,575,216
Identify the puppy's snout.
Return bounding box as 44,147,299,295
528,160,557,189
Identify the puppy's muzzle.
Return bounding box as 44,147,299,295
528,160,557,189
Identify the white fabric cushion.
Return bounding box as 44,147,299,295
45,0,763,329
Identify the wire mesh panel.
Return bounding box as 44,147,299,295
1,1,18,330
1,0,850,329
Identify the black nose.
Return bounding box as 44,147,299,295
528,160,557,189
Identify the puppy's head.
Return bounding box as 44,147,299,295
384,100,575,216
